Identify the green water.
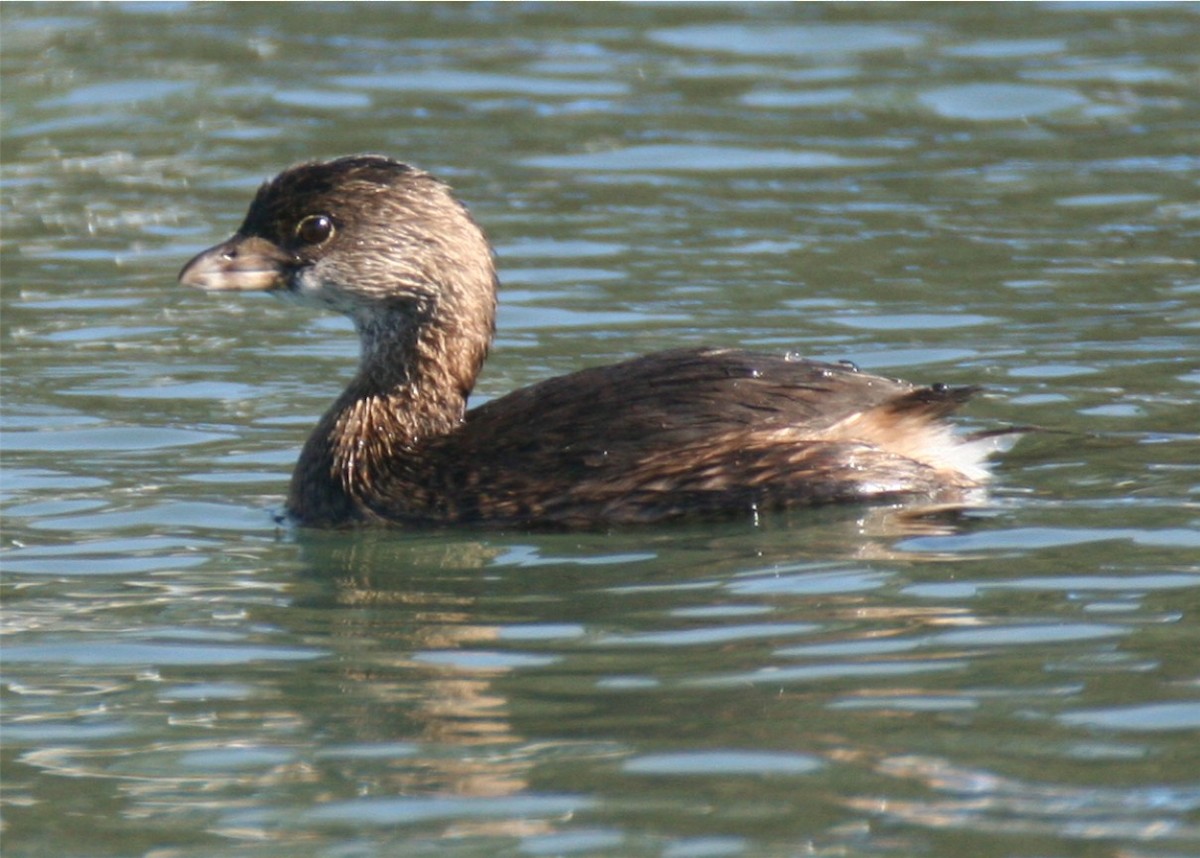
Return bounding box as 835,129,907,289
2,3,1199,856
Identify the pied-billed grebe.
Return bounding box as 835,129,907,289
180,155,1013,528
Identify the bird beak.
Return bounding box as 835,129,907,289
178,235,293,292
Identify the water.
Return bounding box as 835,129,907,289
3,4,1199,856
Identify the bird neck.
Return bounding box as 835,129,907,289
288,305,484,524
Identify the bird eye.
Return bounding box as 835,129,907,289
295,214,334,245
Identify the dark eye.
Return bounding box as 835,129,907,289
295,214,334,245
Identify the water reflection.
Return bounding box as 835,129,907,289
263,507,1050,835
194,513,1193,852
278,519,894,817
852,754,1200,841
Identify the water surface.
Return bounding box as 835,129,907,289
3,4,1199,857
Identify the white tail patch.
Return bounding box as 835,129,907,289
823,408,1001,484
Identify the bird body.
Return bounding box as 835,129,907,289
180,156,1012,528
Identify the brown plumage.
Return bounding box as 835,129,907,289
179,155,1013,528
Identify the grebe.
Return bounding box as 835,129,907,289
180,155,1011,528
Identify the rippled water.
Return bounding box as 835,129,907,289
3,4,1199,857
